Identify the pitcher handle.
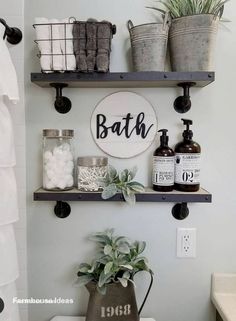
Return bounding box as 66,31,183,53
137,269,154,315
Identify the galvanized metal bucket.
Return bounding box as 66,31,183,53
169,14,219,71
85,271,153,321
128,16,170,71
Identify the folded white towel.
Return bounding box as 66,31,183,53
0,168,18,225
34,17,52,73
0,224,19,286
0,282,20,321
50,19,64,72
60,18,76,71
0,25,19,103
0,98,16,167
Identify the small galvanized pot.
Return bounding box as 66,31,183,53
169,14,219,71
128,15,170,71
85,271,153,321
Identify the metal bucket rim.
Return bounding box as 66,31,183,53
128,21,169,30
171,13,220,22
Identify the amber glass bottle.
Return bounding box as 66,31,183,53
174,119,201,192
153,129,175,192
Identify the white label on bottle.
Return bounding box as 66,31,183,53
175,153,201,185
153,156,175,186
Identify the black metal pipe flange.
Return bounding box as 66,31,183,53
54,201,71,219
172,202,189,220
174,82,196,114
50,83,72,114
0,298,4,313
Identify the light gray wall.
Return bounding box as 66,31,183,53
0,0,27,320
25,1,236,321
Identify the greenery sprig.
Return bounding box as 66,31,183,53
147,0,229,19
99,166,145,205
76,229,152,295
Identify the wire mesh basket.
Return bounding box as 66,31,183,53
33,17,116,73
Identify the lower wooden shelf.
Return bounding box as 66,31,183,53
34,187,212,203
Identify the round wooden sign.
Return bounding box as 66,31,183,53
91,92,158,158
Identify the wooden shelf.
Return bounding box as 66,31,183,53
34,187,212,203
31,71,215,88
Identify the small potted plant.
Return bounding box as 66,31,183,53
76,229,153,321
148,0,229,71
99,166,145,205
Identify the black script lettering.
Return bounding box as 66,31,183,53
123,113,134,138
111,122,121,135
136,112,154,138
96,112,154,140
96,114,107,139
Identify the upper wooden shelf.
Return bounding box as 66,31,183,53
31,71,215,88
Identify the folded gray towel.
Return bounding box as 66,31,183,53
86,19,97,72
96,21,113,72
72,22,87,72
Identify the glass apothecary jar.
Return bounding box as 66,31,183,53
77,156,108,191
43,129,75,190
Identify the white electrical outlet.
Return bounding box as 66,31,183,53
177,228,196,258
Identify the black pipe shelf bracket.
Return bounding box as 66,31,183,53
174,82,196,114
54,201,71,219
34,187,212,220
0,297,4,313
172,202,189,220
50,83,72,114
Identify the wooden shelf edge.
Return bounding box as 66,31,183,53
33,187,212,203
31,71,215,88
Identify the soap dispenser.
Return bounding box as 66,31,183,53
174,119,201,192
153,129,175,192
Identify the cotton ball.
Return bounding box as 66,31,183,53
64,165,73,174
63,163,74,176
44,151,53,161
65,174,73,183
67,177,74,187
57,160,66,169
67,160,74,170
51,176,59,187
45,156,56,169
45,180,56,190
44,163,51,171
57,180,67,190
66,152,73,161
62,143,70,152
43,175,50,186
53,146,64,159
45,169,55,180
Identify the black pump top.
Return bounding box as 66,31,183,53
158,129,169,146
181,118,193,140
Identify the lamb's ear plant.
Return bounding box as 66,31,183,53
99,166,145,205
147,0,229,19
75,229,152,295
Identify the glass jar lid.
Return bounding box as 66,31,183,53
43,129,74,138
77,156,108,167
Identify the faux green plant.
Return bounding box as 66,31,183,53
99,166,145,205
76,229,152,294
147,0,229,18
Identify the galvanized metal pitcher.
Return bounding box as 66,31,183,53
85,271,153,321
